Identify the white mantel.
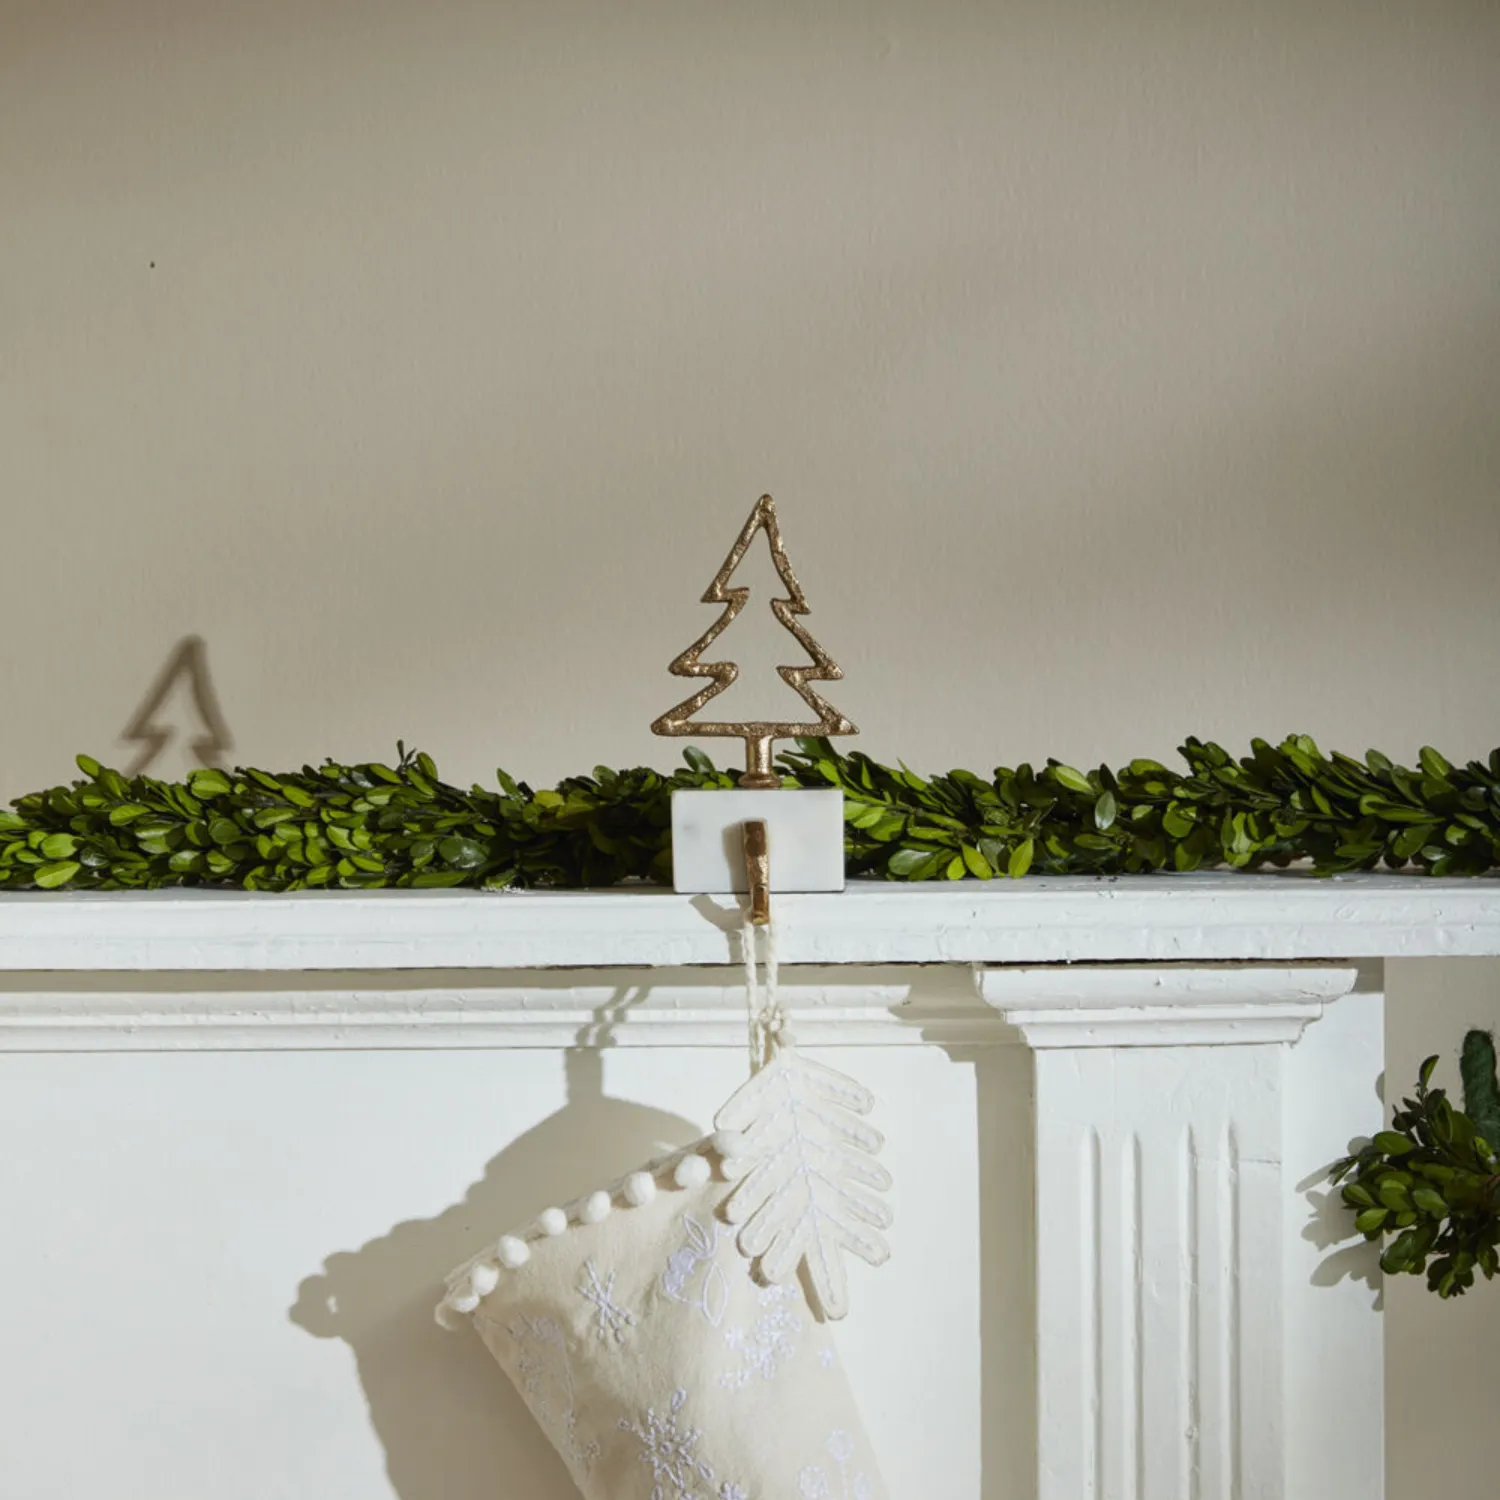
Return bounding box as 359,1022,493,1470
1,875,1494,1500
1,872,1496,971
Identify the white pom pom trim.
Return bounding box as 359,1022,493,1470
673,1153,711,1189
622,1170,657,1207
497,1235,530,1269
439,1139,726,1329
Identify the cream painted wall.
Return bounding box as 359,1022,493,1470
2,0,1498,791
2,2,1498,1496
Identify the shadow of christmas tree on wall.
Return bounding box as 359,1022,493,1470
120,635,234,777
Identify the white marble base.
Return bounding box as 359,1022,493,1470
670,787,845,893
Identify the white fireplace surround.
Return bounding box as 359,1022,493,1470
1,872,1495,1499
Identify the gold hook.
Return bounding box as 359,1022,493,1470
742,819,770,926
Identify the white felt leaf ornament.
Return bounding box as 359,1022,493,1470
713,1041,893,1320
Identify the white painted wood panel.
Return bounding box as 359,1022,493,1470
0,1014,1022,1499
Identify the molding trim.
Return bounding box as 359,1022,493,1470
0,968,1004,1053
976,965,1358,1047
0,874,1496,971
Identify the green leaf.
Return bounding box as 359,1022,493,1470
1093,791,1117,831
1161,806,1195,838
1007,838,1034,879
437,836,487,870
1377,1178,1414,1211
1418,746,1452,781
108,804,149,825
888,849,929,877
1460,1029,1500,1149
1354,1207,1389,1235
683,746,715,775
75,754,102,778
188,769,231,798
33,859,81,889
907,826,958,845
1382,1227,1422,1273
961,844,993,879
38,833,78,860
1411,1186,1448,1217
1373,1131,1416,1157
1053,764,1092,795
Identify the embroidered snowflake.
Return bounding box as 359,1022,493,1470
798,1430,871,1500
619,1387,716,1500
578,1258,635,1344
720,1282,802,1391
503,1315,599,1471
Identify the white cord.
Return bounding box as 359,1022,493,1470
742,916,761,1071
741,915,784,1072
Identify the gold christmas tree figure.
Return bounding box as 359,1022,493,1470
652,494,857,787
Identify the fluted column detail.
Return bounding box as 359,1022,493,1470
978,965,1368,1500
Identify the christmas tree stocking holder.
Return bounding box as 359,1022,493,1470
655,492,855,909
437,495,892,1499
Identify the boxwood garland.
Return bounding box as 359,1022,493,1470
1331,1031,1500,1298
1,735,1498,893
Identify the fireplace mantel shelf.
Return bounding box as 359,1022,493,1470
0,871,1495,971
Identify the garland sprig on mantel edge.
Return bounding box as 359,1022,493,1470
2,735,1498,892
1332,1030,1500,1298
